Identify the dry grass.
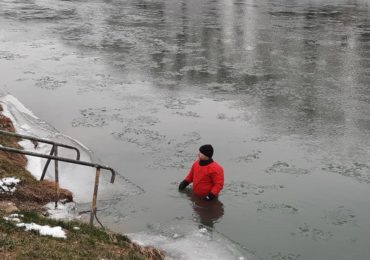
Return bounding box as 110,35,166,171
0,210,165,260
15,180,73,204
1,180,73,213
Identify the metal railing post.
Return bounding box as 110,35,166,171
0,130,81,180
41,145,55,181
54,146,60,208
90,167,101,225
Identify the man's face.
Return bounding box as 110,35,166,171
198,152,209,161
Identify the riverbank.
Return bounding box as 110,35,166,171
0,104,165,259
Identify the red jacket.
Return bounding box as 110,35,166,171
185,160,224,197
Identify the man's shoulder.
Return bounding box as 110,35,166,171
209,161,224,171
192,160,200,167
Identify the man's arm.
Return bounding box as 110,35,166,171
179,164,195,191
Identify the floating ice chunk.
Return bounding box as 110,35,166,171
16,223,66,239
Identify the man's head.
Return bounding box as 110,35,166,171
198,144,214,160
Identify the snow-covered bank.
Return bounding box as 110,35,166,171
4,214,67,239
0,94,117,203
0,177,21,193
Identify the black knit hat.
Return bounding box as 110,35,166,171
199,144,214,158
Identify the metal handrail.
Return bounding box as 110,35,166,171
0,145,116,226
0,130,80,158
0,130,80,180
0,146,115,182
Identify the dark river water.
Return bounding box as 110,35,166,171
1,0,370,259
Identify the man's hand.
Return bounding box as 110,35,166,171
178,180,190,191
205,192,216,201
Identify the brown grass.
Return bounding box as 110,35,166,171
15,180,73,203
0,105,27,169
0,210,166,260
0,180,73,213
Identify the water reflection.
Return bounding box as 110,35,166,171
2,0,370,259
183,190,224,229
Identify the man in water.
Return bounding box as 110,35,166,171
178,144,224,201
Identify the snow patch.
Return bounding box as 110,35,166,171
0,177,21,193
3,213,24,223
9,213,24,218
16,222,66,239
3,216,21,223
3,208,67,239
44,201,80,221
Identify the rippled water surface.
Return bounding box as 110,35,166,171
1,0,370,259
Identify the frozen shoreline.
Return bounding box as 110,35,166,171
0,94,116,203
0,93,251,260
